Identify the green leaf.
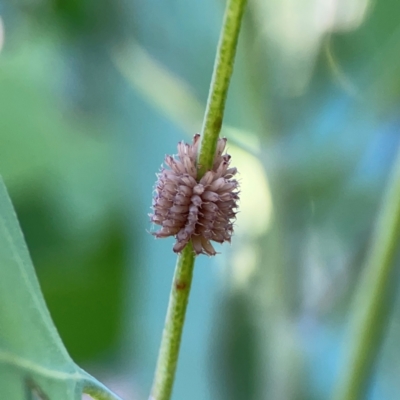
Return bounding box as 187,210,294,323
0,176,122,400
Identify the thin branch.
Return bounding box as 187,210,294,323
149,0,247,398
333,144,400,400
149,243,196,400
197,0,248,178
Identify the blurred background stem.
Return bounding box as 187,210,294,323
333,143,400,400
150,0,247,398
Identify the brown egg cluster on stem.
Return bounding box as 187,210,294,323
150,134,239,256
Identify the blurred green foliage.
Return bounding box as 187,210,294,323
0,177,122,400
2,0,400,399
0,26,128,367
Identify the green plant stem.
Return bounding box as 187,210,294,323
149,0,247,399
82,375,124,400
197,0,248,178
333,145,400,400
150,243,195,400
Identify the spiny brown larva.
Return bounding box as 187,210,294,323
150,134,239,256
